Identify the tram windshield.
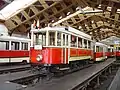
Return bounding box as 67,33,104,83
117,47,120,51
34,32,46,46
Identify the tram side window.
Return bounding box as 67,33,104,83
66,35,68,46
0,41,9,50
118,47,120,51
116,47,118,51
35,34,42,45
71,35,77,47
84,39,87,48
35,32,46,46
49,32,55,46
22,42,28,50
100,47,103,52
111,49,113,52
88,41,91,49
57,32,61,46
96,46,99,52
108,48,111,52
62,34,68,46
63,34,65,46
42,33,46,46
11,42,19,50
78,37,82,48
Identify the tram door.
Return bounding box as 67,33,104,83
62,34,68,64
103,47,106,57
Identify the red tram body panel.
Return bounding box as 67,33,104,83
106,46,115,58
30,47,93,65
94,42,108,61
30,47,65,64
116,51,120,56
95,52,103,59
0,50,29,58
116,51,120,59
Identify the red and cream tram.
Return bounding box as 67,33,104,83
106,46,115,58
94,42,108,61
0,36,30,64
116,45,120,60
30,26,94,70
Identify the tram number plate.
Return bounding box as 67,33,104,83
35,45,42,50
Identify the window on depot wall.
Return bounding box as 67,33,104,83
78,37,82,48
71,35,77,47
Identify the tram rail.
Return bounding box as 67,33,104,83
0,64,30,74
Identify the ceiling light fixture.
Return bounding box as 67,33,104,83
67,12,71,16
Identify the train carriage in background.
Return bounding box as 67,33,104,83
30,26,94,71
0,36,30,64
115,45,120,60
94,42,108,61
107,46,115,58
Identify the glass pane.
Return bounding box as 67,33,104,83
84,39,87,48
119,47,120,51
78,38,82,48
11,42,19,50
71,35,77,47
42,33,46,46
49,32,55,46
36,34,42,45
66,35,68,46
0,41,9,50
57,32,61,46
35,32,46,46
63,34,65,46
100,47,103,52
88,41,91,49
108,48,111,52
22,43,28,50
96,46,99,52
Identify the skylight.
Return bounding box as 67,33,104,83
0,0,37,20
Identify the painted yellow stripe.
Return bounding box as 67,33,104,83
69,56,91,61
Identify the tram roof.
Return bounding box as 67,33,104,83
31,26,92,40
95,42,108,47
0,36,30,42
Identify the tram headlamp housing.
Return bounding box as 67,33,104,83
36,55,42,61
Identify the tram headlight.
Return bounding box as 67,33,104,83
36,55,42,61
